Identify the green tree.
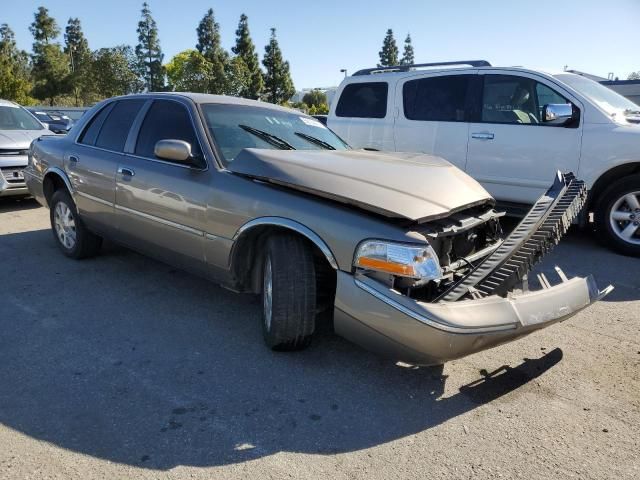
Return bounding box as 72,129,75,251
224,56,251,97
400,33,414,65
92,46,143,98
135,2,165,91
378,29,399,67
64,18,93,105
0,24,33,104
195,8,228,94
262,28,295,104
302,89,327,108
629,72,640,80
166,49,213,92
232,14,263,99
30,7,70,105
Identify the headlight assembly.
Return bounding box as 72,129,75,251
354,240,442,282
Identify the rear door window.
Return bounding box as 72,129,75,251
78,103,114,145
94,100,145,151
134,99,202,162
403,75,472,122
336,82,388,118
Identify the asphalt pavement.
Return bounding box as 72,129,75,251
0,197,638,479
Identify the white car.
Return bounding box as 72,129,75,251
328,60,640,256
0,99,51,198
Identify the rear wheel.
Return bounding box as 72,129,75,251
261,233,316,351
50,190,102,259
594,175,640,256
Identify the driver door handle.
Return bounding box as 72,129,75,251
471,132,495,140
117,167,135,177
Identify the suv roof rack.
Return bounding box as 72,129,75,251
352,60,491,76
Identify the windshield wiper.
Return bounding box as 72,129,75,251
238,124,295,150
294,131,336,150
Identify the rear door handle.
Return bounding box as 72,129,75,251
117,167,135,177
69,155,79,163
471,132,495,140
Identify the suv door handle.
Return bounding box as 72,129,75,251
471,132,495,140
117,167,135,177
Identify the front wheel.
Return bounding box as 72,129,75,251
261,233,316,351
594,174,640,256
50,190,102,259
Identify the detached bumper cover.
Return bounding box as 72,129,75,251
334,271,612,365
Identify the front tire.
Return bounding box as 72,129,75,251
50,190,102,259
594,174,640,256
262,234,316,351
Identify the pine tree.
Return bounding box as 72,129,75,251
195,8,227,94
262,28,295,104
64,18,93,105
400,33,415,66
378,29,399,67
135,2,165,91
232,14,263,99
0,24,33,104
29,7,70,105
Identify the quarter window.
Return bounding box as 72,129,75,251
78,103,114,145
403,75,471,122
135,100,202,162
94,100,145,151
336,82,388,118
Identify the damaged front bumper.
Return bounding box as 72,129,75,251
334,270,611,365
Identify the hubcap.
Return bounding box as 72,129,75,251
54,201,77,250
263,257,273,331
609,191,640,245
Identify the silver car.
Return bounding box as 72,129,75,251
24,93,611,365
0,99,52,197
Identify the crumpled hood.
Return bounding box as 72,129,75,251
0,129,47,149
229,149,493,222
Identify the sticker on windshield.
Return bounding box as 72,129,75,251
299,116,324,128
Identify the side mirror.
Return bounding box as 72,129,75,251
154,139,192,162
542,104,574,125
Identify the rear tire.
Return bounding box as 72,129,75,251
50,190,102,259
262,233,316,351
594,174,640,256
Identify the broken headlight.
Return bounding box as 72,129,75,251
354,240,443,282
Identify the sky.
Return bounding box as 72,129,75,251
3,0,640,89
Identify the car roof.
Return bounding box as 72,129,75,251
0,99,19,107
343,65,560,81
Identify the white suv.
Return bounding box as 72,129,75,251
328,60,640,256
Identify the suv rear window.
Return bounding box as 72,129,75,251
336,82,388,118
403,75,471,122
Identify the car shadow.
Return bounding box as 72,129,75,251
0,229,565,470
0,196,41,213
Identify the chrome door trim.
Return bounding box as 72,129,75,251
114,204,204,237
232,217,339,270
76,191,114,207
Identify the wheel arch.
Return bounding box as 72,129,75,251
42,167,74,208
229,217,339,293
588,162,640,211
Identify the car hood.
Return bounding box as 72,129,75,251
229,149,493,222
0,129,47,149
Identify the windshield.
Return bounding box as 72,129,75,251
0,105,44,131
555,73,640,116
201,103,348,163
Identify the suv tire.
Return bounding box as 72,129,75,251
594,174,640,256
50,189,102,259
262,233,316,350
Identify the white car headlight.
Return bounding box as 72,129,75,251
354,240,442,281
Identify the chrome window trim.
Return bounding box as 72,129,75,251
232,217,339,270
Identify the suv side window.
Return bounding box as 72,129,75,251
403,75,472,122
481,75,570,125
94,100,145,151
78,103,114,145
134,100,203,163
336,82,388,118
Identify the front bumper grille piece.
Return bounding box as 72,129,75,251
439,171,587,302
